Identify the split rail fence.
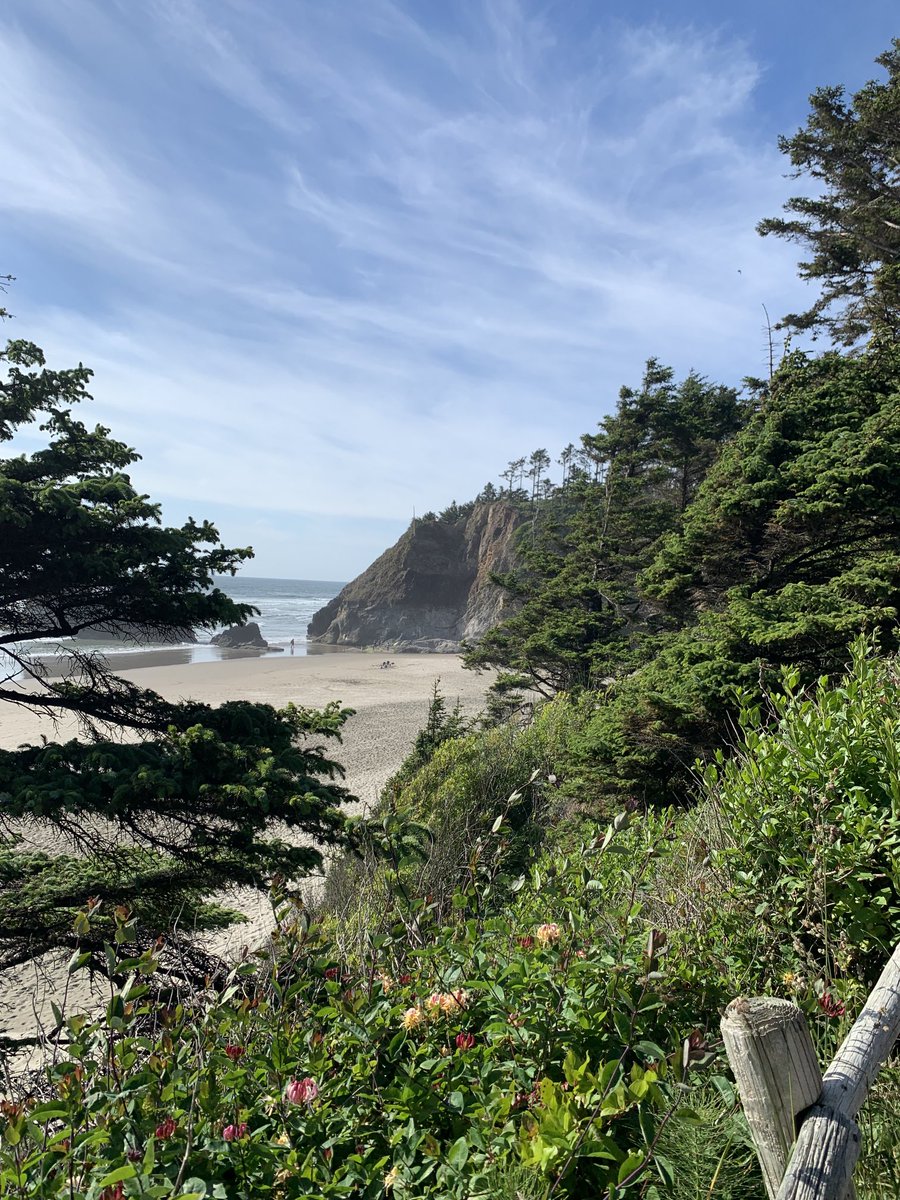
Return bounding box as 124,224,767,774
721,942,900,1199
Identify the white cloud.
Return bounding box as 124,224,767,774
1,0,814,575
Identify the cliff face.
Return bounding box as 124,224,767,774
307,501,524,652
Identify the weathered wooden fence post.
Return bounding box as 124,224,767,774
721,997,823,1199
723,943,900,1199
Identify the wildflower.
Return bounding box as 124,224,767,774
398,973,412,985
426,991,443,1015
126,1149,143,1163
324,966,340,981
819,992,846,1019
223,1122,249,1142
402,1006,425,1030
225,1043,245,1061
575,949,587,960
274,1131,291,1147
99,1185,124,1200
377,972,394,992
322,1146,333,1162
384,1164,400,1191
423,989,464,1018
782,971,800,990
535,923,561,947
518,935,535,950
154,1117,177,1140
455,1031,475,1051
682,1030,710,1070
285,1077,319,1104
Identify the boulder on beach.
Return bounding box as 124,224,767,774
210,622,269,650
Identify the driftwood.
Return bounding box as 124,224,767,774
722,942,900,1200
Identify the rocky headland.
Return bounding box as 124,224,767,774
307,500,523,652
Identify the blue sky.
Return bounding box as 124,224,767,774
2,1,896,580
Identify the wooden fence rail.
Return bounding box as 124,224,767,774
721,943,900,1200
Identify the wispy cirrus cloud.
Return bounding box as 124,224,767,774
2,0,816,576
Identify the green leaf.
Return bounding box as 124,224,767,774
447,1136,469,1170
97,1164,137,1187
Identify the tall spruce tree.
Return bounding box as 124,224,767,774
758,39,900,345
566,343,900,809
643,345,900,670
464,363,745,695
0,337,355,973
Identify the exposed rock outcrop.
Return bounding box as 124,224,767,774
210,622,270,650
307,501,524,652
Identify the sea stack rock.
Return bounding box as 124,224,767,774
307,500,524,652
210,622,269,650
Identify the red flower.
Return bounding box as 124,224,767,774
154,1117,177,1140
818,992,846,1019
99,1185,124,1200
399,973,412,985
324,966,340,981
455,1031,475,1051
518,935,535,950
223,1122,249,1142
225,1043,245,1061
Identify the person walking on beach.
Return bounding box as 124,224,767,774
290,638,295,654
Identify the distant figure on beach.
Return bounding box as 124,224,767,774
290,638,295,654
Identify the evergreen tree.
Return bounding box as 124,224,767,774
0,337,354,971
465,364,744,694
643,345,900,670
758,39,900,345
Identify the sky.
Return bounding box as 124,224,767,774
2,0,897,580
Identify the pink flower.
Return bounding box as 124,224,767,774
819,992,846,1019
154,1117,177,1140
286,1077,319,1104
223,1122,249,1142
455,1032,475,1051
225,1043,245,1061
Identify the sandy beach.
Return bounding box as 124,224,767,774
0,650,490,1057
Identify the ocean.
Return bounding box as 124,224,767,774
213,576,345,648
5,577,346,671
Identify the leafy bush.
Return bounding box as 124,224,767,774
0,821,716,1199
706,640,900,985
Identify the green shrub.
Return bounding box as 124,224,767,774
323,695,590,931
706,640,900,985
0,821,714,1199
